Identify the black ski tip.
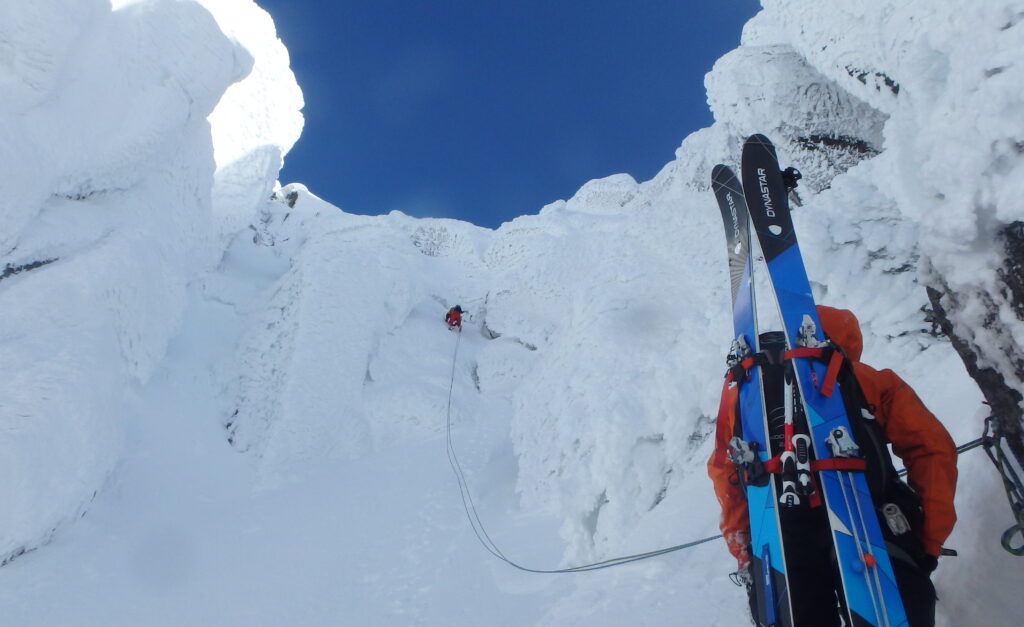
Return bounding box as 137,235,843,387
742,134,779,164
712,164,743,196
744,134,776,156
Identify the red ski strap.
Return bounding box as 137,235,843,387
781,347,844,397
794,458,867,510
821,350,843,397
758,454,865,475
811,458,867,472
782,347,821,360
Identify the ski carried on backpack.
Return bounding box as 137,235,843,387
712,164,794,627
737,134,908,626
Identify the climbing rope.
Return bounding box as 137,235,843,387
443,330,720,573
444,327,1014,568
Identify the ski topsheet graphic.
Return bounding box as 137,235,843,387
732,134,907,627
713,137,909,627
712,164,794,627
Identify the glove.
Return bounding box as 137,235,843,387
917,553,939,574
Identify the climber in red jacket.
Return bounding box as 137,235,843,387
445,305,463,331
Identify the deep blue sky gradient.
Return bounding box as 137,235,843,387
258,1,760,228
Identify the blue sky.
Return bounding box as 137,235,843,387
258,1,760,228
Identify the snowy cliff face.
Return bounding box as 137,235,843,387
1,0,1021,625
222,174,734,567
218,3,1018,623
717,2,1024,439
203,0,304,244
701,5,1024,617
0,0,301,563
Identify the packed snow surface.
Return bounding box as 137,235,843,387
0,0,1021,625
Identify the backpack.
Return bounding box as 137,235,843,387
729,331,927,567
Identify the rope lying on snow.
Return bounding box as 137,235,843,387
443,330,720,573
444,331,995,571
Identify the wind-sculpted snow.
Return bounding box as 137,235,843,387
219,177,731,570
699,3,1022,621
706,43,886,193
203,0,304,245
228,201,427,477
739,1,1024,399
0,0,1020,625
0,0,301,565
486,178,728,561
224,188,510,479
411,221,490,261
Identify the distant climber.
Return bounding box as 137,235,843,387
445,305,463,331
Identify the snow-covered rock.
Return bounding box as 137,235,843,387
0,0,301,565
1,0,1021,626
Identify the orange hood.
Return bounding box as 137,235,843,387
817,305,863,361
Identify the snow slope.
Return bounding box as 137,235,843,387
0,0,299,566
1,1,1021,626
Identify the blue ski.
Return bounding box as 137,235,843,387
741,134,908,627
713,164,793,627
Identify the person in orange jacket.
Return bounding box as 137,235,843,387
445,305,463,330
708,305,957,626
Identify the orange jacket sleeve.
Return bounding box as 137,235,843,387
852,362,958,556
707,381,750,569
